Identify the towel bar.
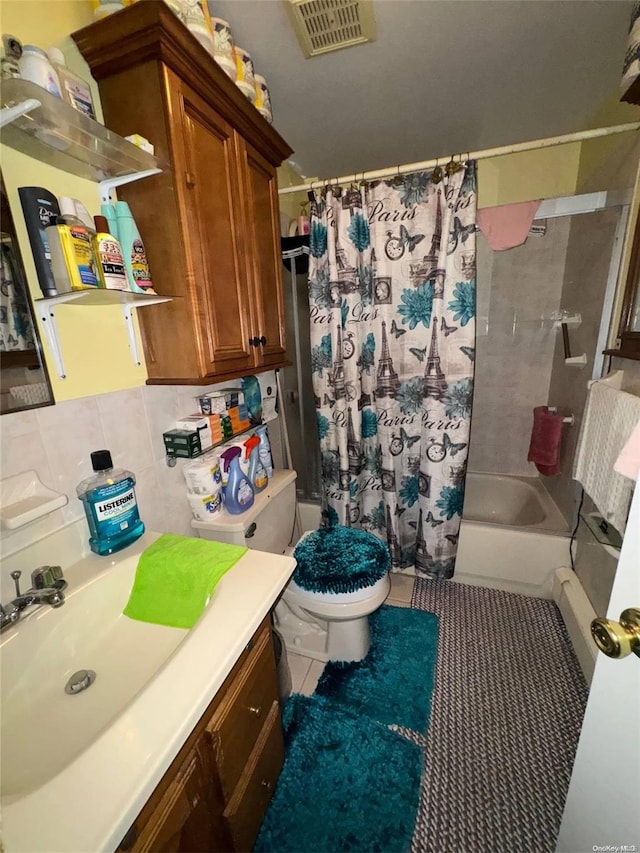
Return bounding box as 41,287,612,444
548,407,574,426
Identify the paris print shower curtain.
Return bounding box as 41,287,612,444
308,166,477,579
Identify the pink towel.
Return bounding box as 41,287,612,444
614,420,640,481
477,200,541,251
527,406,564,476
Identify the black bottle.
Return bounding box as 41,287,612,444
18,186,60,297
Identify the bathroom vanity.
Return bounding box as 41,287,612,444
115,617,283,852
0,527,295,852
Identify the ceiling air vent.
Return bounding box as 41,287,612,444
286,0,377,58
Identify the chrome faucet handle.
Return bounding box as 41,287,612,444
31,565,64,590
10,570,22,597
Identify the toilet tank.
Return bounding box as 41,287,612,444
192,469,297,554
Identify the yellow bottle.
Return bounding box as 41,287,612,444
45,197,100,292
93,215,129,291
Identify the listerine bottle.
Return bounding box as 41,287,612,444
77,449,145,555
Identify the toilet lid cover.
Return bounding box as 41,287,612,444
293,525,390,594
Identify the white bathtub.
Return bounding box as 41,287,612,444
463,473,568,531
456,473,570,599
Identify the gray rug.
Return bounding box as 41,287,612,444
410,578,589,853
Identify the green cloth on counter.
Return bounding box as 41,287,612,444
123,534,247,629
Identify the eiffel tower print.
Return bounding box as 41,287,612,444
328,325,346,400
423,317,448,401
410,188,445,296
375,320,401,399
347,408,365,474
414,508,432,571
386,505,401,566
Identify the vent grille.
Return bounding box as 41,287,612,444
287,0,377,58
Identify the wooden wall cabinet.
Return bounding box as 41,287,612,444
73,2,292,384
116,618,284,853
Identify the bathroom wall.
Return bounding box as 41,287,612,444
0,372,284,559
468,218,571,475
545,208,620,522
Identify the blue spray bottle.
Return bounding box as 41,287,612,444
220,447,254,514
255,425,273,479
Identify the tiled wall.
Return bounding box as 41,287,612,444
0,374,283,556
468,218,571,475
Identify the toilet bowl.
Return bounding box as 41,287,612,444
275,571,391,662
192,469,390,663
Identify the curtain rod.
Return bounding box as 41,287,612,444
278,122,640,195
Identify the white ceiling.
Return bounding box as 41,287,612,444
209,0,637,180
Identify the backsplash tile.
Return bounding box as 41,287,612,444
0,372,280,548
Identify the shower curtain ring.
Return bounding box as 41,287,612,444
394,165,403,187
432,157,443,185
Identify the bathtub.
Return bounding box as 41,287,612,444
456,473,570,599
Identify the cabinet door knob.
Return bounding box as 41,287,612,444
248,705,262,717
249,336,261,347
261,779,272,792
259,335,267,346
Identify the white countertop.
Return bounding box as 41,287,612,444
1,531,296,853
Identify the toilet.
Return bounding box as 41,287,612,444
192,469,390,662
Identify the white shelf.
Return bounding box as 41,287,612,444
35,290,173,378
0,471,68,530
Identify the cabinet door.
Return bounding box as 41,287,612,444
167,71,255,379
125,741,226,853
237,138,288,369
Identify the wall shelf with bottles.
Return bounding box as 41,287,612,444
35,290,173,379
0,78,161,188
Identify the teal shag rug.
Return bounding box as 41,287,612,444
293,525,390,594
316,604,439,733
254,605,439,852
254,693,423,853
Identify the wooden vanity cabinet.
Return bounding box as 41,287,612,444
116,618,284,853
73,1,292,385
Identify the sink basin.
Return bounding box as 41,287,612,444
0,541,188,799
1,524,295,853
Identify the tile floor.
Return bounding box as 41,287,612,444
286,572,415,694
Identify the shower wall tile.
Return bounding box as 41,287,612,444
470,219,570,476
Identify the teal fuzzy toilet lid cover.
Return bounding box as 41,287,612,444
292,526,390,594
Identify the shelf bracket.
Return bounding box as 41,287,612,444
99,169,162,204
0,97,40,129
122,301,142,366
36,300,67,379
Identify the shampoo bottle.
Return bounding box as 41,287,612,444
219,447,254,514
101,202,119,240
18,186,60,297
93,215,129,290
76,449,145,555
243,435,268,492
46,196,100,291
115,201,156,294
255,425,273,479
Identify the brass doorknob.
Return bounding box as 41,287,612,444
591,608,640,659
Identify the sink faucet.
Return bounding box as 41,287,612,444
0,566,67,633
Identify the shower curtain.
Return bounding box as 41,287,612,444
308,166,477,579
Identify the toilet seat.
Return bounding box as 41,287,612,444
283,573,390,621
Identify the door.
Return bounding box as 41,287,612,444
168,71,255,379
556,480,640,850
237,138,288,368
